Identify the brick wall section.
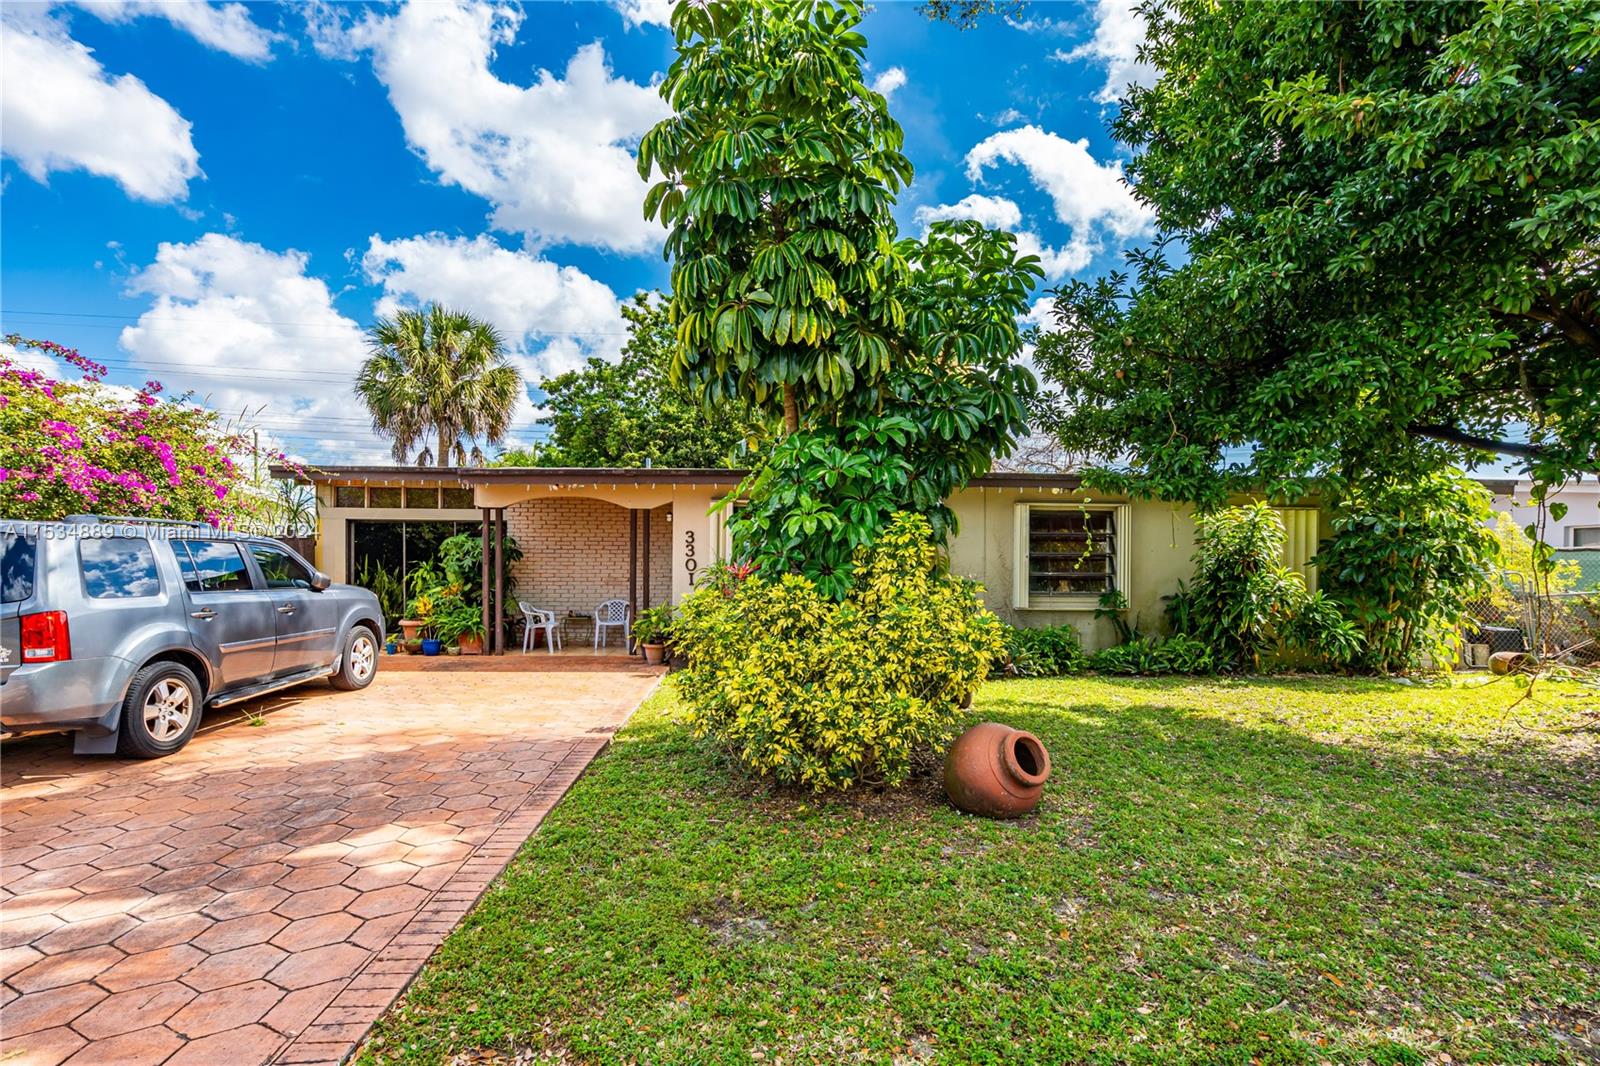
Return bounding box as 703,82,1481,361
504,498,672,623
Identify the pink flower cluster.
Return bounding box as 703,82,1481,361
2,335,247,525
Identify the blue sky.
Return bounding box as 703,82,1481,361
1,0,1154,463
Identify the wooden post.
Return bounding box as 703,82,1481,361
641,507,651,613
479,508,490,651
493,508,505,654
628,509,639,654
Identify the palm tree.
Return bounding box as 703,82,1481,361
354,306,523,468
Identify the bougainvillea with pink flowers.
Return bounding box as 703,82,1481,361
2,334,268,526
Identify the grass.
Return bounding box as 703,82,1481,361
359,676,1599,1065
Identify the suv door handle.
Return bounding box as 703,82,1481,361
276,603,296,614
190,608,216,620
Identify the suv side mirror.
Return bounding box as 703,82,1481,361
310,571,332,592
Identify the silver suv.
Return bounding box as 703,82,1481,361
1,517,384,758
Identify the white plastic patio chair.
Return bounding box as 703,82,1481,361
593,598,631,651
519,601,562,655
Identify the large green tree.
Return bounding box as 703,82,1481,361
513,294,766,469
1036,0,1599,506
641,0,1041,595
355,305,523,468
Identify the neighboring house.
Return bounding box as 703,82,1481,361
1479,477,1600,547
279,465,1326,653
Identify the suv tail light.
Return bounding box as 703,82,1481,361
20,611,71,663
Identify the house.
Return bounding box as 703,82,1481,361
1480,477,1600,547
279,465,1325,653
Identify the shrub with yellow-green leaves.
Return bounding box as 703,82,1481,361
673,513,1004,791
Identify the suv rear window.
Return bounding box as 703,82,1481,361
1,532,36,603
80,537,161,599
176,540,253,592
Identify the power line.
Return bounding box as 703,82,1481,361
2,308,631,337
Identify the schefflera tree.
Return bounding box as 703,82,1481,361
640,0,1042,597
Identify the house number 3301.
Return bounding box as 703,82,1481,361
684,529,697,581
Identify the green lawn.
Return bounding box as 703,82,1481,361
359,677,1599,1065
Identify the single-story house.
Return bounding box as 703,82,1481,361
276,465,1324,653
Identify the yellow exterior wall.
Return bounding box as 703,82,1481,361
945,485,1199,650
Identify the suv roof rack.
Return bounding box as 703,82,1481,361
64,515,231,531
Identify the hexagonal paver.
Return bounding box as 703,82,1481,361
269,912,362,953
2,664,658,1066
2,1024,86,1066
264,942,370,991
200,885,289,921
275,862,354,892
112,914,213,955
57,1022,183,1065
32,914,140,956
10,945,124,993
0,982,106,1037
162,1022,284,1066
164,979,283,1038
347,884,430,920
179,942,288,992
71,982,195,1039
192,912,289,953
273,885,357,920
97,944,204,993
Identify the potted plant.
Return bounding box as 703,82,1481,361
384,634,399,655
633,605,673,666
434,603,486,655
397,618,426,643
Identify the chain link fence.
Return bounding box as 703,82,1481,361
1459,571,1600,667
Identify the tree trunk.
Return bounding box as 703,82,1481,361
437,423,453,467
782,384,799,435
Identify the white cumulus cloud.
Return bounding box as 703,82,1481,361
119,234,383,461
74,0,279,63
914,194,1086,279
312,0,670,254
965,125,1152,269
0,9,200,202
361,232,629,431
871,66,907,97
612,0,673,29
1055,0,1156,105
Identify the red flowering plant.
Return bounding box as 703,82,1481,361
1,334,287,526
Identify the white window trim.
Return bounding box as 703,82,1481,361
1569,525,1600,547
1013,502,1130,611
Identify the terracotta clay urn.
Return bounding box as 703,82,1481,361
944,722,1051,818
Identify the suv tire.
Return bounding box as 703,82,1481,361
331,626,378,691
117,662,204,758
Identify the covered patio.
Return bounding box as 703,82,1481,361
277,466,743,656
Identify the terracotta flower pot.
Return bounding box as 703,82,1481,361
944,722,1051,819
398,620,425,642
458,633,484,655
642,642,665,665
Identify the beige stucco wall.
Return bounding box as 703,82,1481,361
947,486,1200,650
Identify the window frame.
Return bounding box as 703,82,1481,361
247,542,316,591
1012,502,1130,611
1568,525,1600,548
175,539,257,594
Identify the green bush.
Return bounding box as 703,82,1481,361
673,513,1004,791
1089,634,1216,675
1168,502,1362,671
997,623,1087,678
1318,472,1499,672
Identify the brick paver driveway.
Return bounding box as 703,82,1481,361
0,657,661,1066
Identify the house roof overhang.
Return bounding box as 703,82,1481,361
271,464,1087,491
